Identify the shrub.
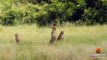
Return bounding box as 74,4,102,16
0,0,107,26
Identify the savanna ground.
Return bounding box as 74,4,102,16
0,24,107,60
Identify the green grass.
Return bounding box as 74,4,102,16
0,24,107,60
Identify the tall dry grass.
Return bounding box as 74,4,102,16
0,24,107,60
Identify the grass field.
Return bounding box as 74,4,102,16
0,24,107,60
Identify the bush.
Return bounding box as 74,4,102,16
0,3,40,25
0,0,107,26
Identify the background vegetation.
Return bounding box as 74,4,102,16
0,0,107,26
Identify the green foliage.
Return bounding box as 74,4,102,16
0,0,107,26
0,1,46,25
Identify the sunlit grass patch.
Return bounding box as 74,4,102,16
0,24,107,60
